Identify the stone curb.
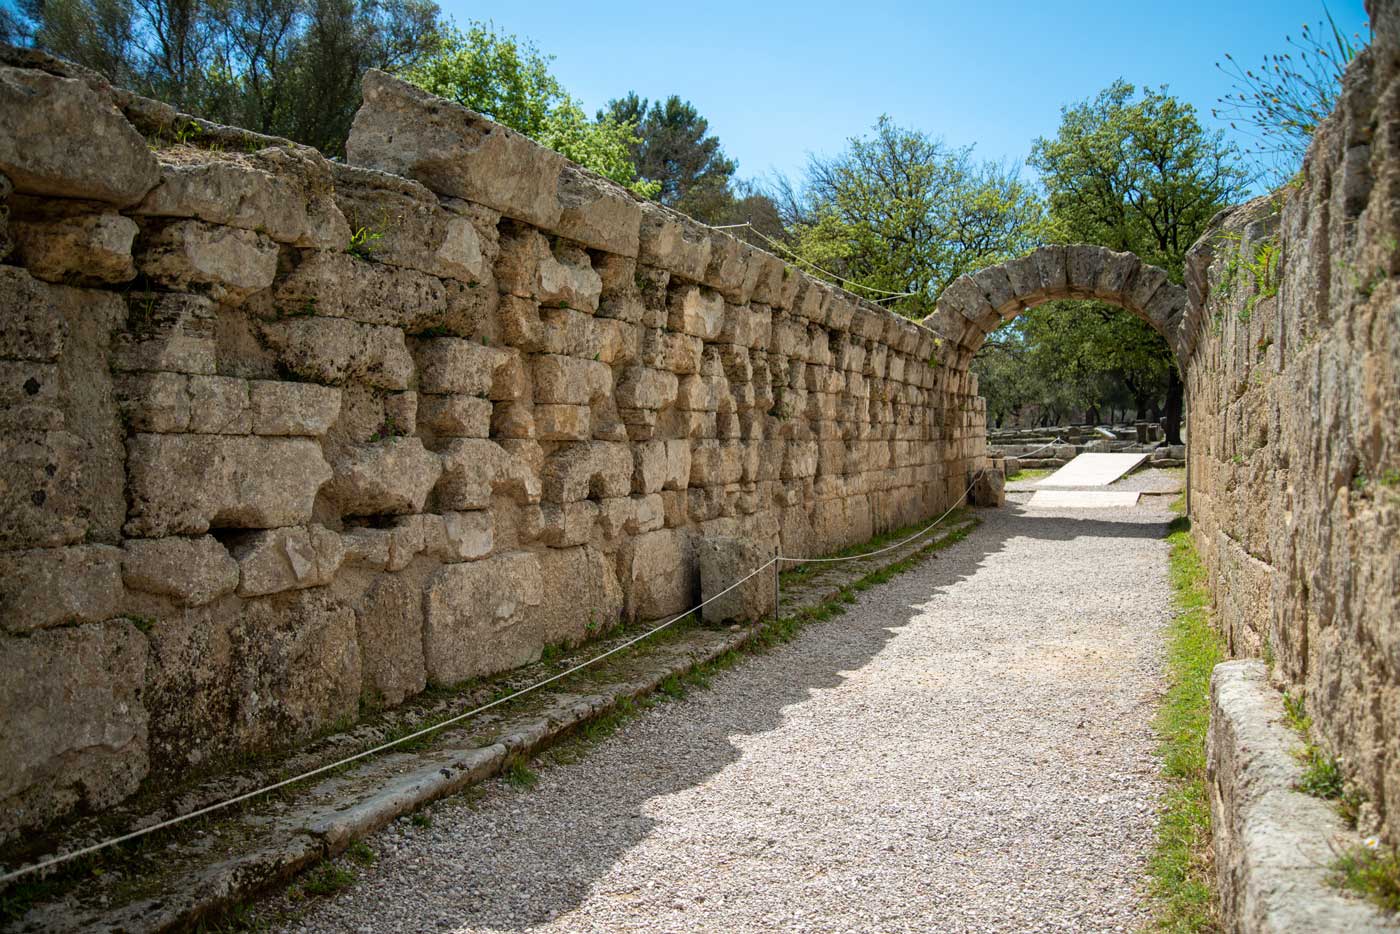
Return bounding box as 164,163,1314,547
12,520,973,933
1207,660,1400,932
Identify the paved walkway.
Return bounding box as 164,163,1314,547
279,496,1172,933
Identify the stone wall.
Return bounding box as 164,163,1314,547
1183,0,1400,845
0,52,980,839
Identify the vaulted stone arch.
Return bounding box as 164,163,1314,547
921,244,1190,370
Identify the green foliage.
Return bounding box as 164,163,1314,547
1331,845,1400,911
407,22,658,197
1215,8,1370,183
781,116,1047,317
601,93,735,213
7,0,445,156
345,840,375,865
409,811,432,828
1148,518,1225,931
301,861,355,896
347,225,384,259
503,760,538,789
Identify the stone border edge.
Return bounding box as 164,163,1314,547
1207,660,1400,932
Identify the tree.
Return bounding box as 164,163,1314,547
1215,6,1370,184
7,0,443,155
407,22,658,196
1017,81,1249,440
600,94,736,217
783,116,1047,317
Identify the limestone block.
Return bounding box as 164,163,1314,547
0,265,71,361
0,429,87,549
121,534,239,606
356,573,427,707
541,442,633,503
13,212,137,284
124,434,332,537
422,551,545,684
615,366,679,410
414,337,512,396
0,359,63,432
418,394,492,438
329,163,488,281
186,375,251,434
555,163,641,257
690,439,744,486
492,400,536,439
116,371,189,432
340,526,391,570
497,227,602,311
497,294,545,352
143,588,359,770
0,65,158,205
1065,244,1105,298
231,524,345,596
530,545,624,645
137,155,334,248
329,437,442,518
114,292,216,375
539,500,598,547
699,536,775,624
702,235,750,303
0,544,124,632
436,438,541,510
533,354,610,405
273,251,447,329
632,441,670,494
535,404,591,441
348,70,566,230
260,316,413,389
637,201,712,281
621,528,694,620
248,381,341,436
668,284,725,340
0,622,149,843
137,220,278,303
426,510,494,562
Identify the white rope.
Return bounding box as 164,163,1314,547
724,222,917,300
3,440,1058,886
0,556,779,886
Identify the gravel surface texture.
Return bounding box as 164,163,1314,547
1008,465,1184,495
277,499,1172,933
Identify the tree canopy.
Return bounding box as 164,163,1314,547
778,116,1047,317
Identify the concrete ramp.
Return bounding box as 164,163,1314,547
1035,452,1148,488
1027,490,1141,509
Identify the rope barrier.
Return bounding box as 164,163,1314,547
1,441,1060,886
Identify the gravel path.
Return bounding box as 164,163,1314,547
278,499,1172,933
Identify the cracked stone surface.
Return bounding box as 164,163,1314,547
277,499,1171,933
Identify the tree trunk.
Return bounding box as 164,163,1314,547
1165,368,1183,444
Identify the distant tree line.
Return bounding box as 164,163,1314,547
2,4,1354,440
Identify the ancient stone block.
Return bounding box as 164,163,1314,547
555,163,641,257
0,265,71,362
357,573,426,707
248,380,342,436
328,437,442,518
418,394,492,438
0,544,124,632
0,65,158,205
186,375,251,434
260,316,413,389
121,534,239,606
348,69,566,230
535,404,591,441
124,434,332,537
533,354,609,405
668,284,725,340
699,536,775,624
538,500,598,547
13,212,137,284
637,201,711,281
621,528,694,620
615,366,678,410
273,251,448,329
422,551,544,684
436,438,541,510
113,291,216,375
414,337,511,396
231,524,345,597
541,442,633,503
0,359,63,432
0,429,88,549
137,220,278,303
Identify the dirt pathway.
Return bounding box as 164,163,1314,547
279,496,1172,933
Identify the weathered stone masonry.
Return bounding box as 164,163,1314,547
0,54,984,839
1185,0,1400,869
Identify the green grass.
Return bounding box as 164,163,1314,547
1281,691,1365,826
1331,845,1400,912
299,862,355,897
1006,467,1054,483
1147,516,1225,932
504,761,539,790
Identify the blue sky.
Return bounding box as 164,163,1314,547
438,0,1370,188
